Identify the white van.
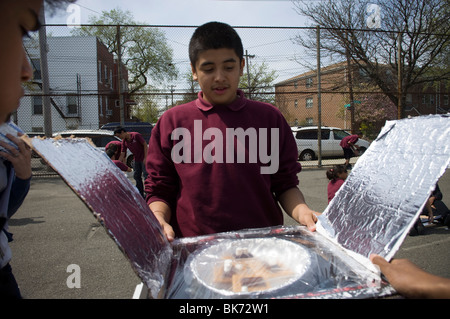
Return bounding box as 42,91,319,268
291,126,371,161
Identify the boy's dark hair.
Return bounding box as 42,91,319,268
189,21,244,69
113,126,126,135
106,142,118,153
105,148,116,159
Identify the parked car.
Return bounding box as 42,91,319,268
100,122,153,143
291,126,371,161
52,129,134,167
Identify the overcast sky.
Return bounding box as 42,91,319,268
46,0,309,27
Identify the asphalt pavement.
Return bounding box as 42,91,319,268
7,160,450,299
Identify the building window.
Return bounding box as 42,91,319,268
67,94,78,114
33,96,43,115
294,99,298,108
406,94,412,104
358,67,370,82
104,65,108,84
98,61,102,83
294,81,298,89
443,95,449,106
99,95,103,116
422,94,434,105
306,77,313,88
31,59,41,80
305,118,314,125
306,97,313,108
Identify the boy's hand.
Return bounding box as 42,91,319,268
295,205,319,232
0,133,32,180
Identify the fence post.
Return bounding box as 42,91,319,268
345,48,355,134
397,32,403,119
39,7,52,136
117,24,125,125
316,25,322,167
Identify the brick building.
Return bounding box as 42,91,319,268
275,61,449,131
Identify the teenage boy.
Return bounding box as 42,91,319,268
145,22,318,241
114,126,148,197
340,131,363,170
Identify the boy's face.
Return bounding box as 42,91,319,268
115,131,126,140
0,0,42,124
191,48,244,106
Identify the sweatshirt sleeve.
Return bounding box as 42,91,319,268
270,112,302,198
7,175,31,218
144,120,179,210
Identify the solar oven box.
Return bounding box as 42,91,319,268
22,114,450,299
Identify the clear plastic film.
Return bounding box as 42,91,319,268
24,114,449,299
163,226,392,299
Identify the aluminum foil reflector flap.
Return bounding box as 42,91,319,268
319,114,450,260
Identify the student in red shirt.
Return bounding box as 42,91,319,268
105,140,122,160
340,131,363,169
105,143,131,172
114,127,148,197
326,165,348,203
145,22,318,241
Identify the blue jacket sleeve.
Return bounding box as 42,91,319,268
7,176,31,218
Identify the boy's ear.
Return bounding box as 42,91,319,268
240,58,245,76
191,63,198,81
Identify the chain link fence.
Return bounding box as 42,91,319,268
19,24,449,176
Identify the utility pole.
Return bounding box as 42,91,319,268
116,25,124,125
316,26,322,167
39,7,52,136
243,50,255,99
170,85,176,107
397,32,403,119
345,48,356,134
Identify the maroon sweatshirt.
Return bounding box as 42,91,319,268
145,90,301,238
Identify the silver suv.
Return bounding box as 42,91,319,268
292,126,370,161
52,129,134,167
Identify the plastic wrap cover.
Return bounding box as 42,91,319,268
28,137,172,299
164,226,393,299
319,114,450,261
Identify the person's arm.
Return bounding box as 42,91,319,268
425,200,434,222
117,152,126,163
278,187,319,232
149,201,175,242
143,141,148,163
348,135,360,152
370,254,450,299
0,133,32,218
118,139,127,163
